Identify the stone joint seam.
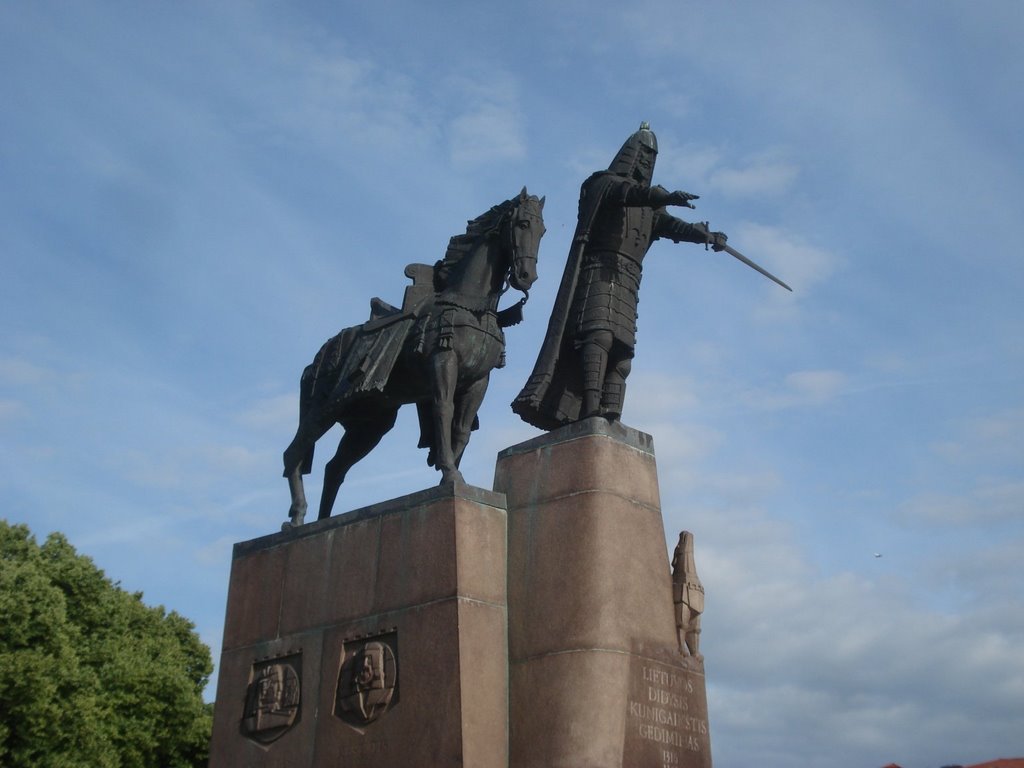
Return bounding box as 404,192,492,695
510,646,704,671
226,595,507,651
505,487,659,514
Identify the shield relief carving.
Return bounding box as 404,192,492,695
335,630,399,727
240,652,302,745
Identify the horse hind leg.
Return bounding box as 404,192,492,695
283,466,309,531
282,412,335,530
283,438,314,531
318,405,400,520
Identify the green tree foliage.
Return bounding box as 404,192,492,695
0,521,213,768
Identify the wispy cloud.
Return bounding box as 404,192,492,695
736,222,841,295
932,407,1024,465
444,72,528,168
0,357,55,386
448,99,526,167
737,368,848,411
3,3,1022,764
709,156,799,199
0,399,29,422
782,369,847,404
235,393,298,434
692,498,1024,767
899,480,1024,525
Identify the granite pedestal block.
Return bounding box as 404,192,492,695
208,483,509,768
209,419,711,767
494,418,712,768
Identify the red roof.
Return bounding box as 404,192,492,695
881,760,1024,768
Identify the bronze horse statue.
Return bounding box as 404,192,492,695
283,188,545,528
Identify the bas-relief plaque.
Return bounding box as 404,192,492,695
335,630,399,728
240,652,302,745
625,657,711,768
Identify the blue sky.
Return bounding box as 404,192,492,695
2,2,1022,766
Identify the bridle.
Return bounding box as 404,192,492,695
502,198,540,301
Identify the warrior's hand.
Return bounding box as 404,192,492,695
668,189,700,209
648,185,699,209
709,231,728,252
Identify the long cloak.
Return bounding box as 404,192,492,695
511,172,626,430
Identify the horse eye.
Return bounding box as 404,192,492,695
519,220,530,228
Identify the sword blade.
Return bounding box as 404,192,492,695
722,244,792,292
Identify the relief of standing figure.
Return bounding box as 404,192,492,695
672,530,704,659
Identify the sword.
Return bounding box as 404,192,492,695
716,242,792,292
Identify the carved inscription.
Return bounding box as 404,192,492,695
628,664,709,766
334,740,389,759
241,653,301,745
335,630,399,727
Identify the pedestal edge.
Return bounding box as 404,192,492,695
235,481,507,558
498,417,655,460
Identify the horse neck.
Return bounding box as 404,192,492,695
444,235,508,303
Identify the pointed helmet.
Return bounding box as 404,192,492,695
607,121,658,182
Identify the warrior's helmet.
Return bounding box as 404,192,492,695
608,121,658,184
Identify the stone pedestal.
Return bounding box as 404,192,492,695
208,483,509,768
494,418,711,768
209,419,711,767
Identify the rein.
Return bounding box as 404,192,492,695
496,202,532,327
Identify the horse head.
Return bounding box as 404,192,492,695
506,186,545,294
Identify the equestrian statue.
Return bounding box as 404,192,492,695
283,188,545,529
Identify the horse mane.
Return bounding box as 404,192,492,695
434,197,515,290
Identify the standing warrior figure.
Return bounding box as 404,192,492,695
672,530,704,659
512,122,727,428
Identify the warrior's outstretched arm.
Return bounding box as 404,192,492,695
618,183,699,209
657,217,791,289
655,215,727,249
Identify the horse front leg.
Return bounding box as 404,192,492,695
430,349,463,484
451,374,489,468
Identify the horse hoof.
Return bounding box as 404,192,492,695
282,512,306,532
439,471,464,486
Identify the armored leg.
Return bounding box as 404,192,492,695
684,615,702,659
579,330,613,418
601,355,632,421
674,601,686,654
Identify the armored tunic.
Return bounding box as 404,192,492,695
572,174,710,349
513,123,715,430
513,172,709,429
570,191,653,349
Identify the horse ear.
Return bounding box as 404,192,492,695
539,196,545,209
520,186,528,200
